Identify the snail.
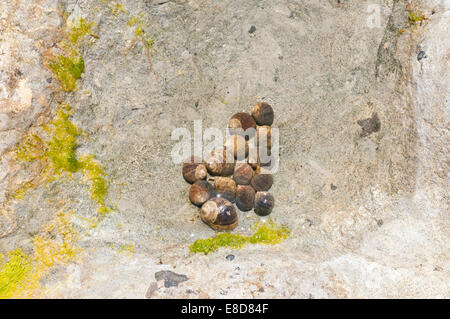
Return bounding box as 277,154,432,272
233,163,253,185
189,180,215,206
251,102,274,126
251,173,273,191
224,135,248,160
228,112,256,138
200,197,238,231
254,191,274,216
206,149,235,176
236,184,255,211
182,156,207,184
210,176,236,203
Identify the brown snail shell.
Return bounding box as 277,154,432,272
224,135,248,160
233,163,253,185
236,185,255,211
189,180,215,206
211,176,236,203
251,102,274,126
205,149,224,175
251,173,273,191
182,156,207,183
254,191,274,216
228,112,256,136
206,149,235,176
200,197,238,231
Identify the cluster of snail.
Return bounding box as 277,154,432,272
182,102,275,231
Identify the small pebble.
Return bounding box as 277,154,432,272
154,270,188,288
417,50,427,61
226,254,235,261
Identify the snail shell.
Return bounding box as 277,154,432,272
221,150,236,176
212,176,236,203
233,163,253,185
251,173,273,191
200,197,238,231
182,156,207,184
236,184,255,211
228,112,256,137
254,191,274,216
189,180,215,206
251,102,274,126
206,149,235,176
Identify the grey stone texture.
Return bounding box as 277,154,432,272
0,0,448,298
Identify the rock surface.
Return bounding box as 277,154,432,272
0,0,448,298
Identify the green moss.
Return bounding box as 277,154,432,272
13,181,35,200
48,17,97,91
67,18,97,45
0,250,31,298
408,10,427,26
15,105,112,216
43,105,83,175
49,54,85,92
127,15,154,54
127,15,141,28
111,2,127,16
0,212,80,298
190,221,289,255
16,134,45,163
145,37,154,50
79,155,111,215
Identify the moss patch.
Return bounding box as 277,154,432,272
190,221,289,255
48,17,97,91
49,54,85,92
15,104,111,216
105,0,128,16
0,250,32,298
79,155,111,215
0,211,79,298
408,10,427,27
127,15,155,53
67,18,97,45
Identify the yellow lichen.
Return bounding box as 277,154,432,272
42,104,83,176
408,10,427,27
48,17,97,92
79,155,111,215
127,15,154,56
15,104,112,216
67,18,98,45
0,250,32,298
49,54,85,92
104,0,128,16
0,211,80,298
12,181,35,200
190,220,290,255
119,244,135,257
